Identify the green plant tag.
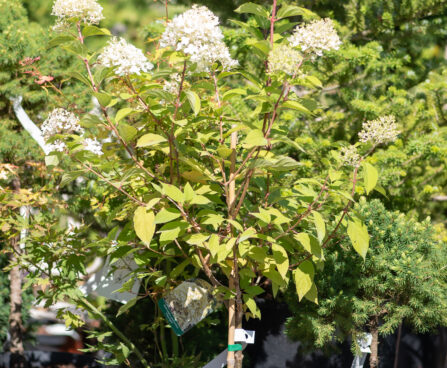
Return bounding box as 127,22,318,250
228,344,243,352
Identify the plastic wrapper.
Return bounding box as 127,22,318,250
158,279,216,336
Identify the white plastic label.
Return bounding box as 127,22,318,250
234,329,255,344
81,254,140,304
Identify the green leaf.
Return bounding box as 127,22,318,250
229,19,264,40
170,259,190,279
243,129,267,148
154,208,181,224
136,133,167,147
217,145,233,159
116,297,138,317
245,39,271,56
93,92,112,107
161,183,184,204
115,108,134,123
272,244,289,279
313,212,326,244
363,162,379,195
277,5,304,19
133,207,156,246
254,156,300,171
207,234,220,258
304,283,318,304
243,295,261,319
60,171,83,188
183,182,195,202
305,75,323,88
117,123,137,142
185,90,201,116
347,218,370,260
45,155,59,167
48,35,74,48
158,221,188,243
68,71,91,87
82,25,111,38
294,233,322,259
235,3,270,18
293,260,314,301
282,100,311,115
222,88,247,101
185,233,210,246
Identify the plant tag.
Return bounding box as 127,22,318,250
234,329,255,344
81,254,140,304
351,333,372,368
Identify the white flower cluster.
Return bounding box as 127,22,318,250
268,44,303,76
97,37,154,77
160,5,238,72
358,115,400,145
289,18,341,57
51,0,104,24
41,108,103,155
340,145,361,167
163,73,182,95
82,138,104,156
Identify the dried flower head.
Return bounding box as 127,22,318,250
268,44,303,76
97,37,154,76
51,0,104,25
358,115,400,145
340,145,361,167
289,18,341,57
160,5,238,72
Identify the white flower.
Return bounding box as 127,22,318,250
340,145,361,167
163,73,182,95
51,0,104,25
289,18,341,57
82,137,103,156
97,37,154,76
41,108,84,152
0,170,8,180
268,44,303,76
358,115,400,145
160,5,238,72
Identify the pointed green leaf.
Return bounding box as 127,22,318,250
115,108,134,123
136,133,167,147
243,129,268,148
303,283,318,304
294,233,322,259
154,208,181,224
313,212,326,244
363,162,379,195
185,90,201,116
347,218,370,259
282,100,311,115
235,3,270,18
133,207,155,246
293,260,314,301
161,183,184,203
272,244,289,279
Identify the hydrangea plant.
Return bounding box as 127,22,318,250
14,0,401,366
